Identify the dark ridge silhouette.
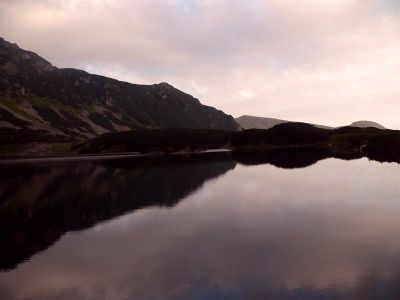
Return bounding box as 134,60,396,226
0,153,236,270
231,122,331,146
77,123,332,155
76,128,234,154
75,123,400,164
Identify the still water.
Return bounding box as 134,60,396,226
1,154,400,299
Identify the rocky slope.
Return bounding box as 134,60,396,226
0,37,239,143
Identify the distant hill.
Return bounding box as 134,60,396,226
235,115,287,130
0,37,239,143
236,115,387,131
349,121,385,129
236,115,332,130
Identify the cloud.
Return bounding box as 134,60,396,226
0,0,400,127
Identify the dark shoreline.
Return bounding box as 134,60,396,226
0,149,233,164
1,123,400,164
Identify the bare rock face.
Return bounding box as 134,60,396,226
0,37,239,143
1,61,19,76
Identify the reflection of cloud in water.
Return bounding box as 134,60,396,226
1,158,400,299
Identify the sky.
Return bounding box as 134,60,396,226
1,0,400,128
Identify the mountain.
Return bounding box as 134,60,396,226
236,115,332,130
236,115,387,131
235,115,287,130
349,120,385,129
0,37,239,143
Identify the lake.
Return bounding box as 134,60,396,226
1,153,400,299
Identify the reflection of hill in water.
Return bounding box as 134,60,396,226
0,154,236,270
234,148,333,169
0,148,397,271
234,148,364,169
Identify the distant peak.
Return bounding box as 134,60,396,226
0,37,54,73
349,120,386,129
158,82,172,87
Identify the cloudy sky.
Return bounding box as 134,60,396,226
1,0,400,127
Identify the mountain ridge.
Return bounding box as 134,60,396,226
236,115,386,130
236,115,333,130
349,120,386,129
0,37,389,152
0,37,239,143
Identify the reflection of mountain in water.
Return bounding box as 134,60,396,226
0,154,236,270
234,148,362,169
234,148,333,169
0,148,397,271
180,272,400,300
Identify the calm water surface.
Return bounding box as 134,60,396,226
1,155,400,299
